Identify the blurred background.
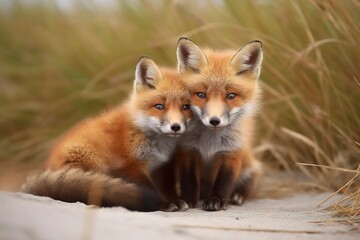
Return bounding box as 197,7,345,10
0,0,358,201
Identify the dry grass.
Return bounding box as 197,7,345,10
307,164,360,231
0,0,358,229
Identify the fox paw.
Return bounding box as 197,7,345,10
203,197,227,211
228,192,245,206
162,199,189,212
181,198,198,208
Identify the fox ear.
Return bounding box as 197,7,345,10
177,37,208,74
230,40,263,78
134,57,162,91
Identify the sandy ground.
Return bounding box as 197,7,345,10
0,191,358,240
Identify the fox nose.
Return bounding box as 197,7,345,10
171,123,181,132
209,117,220,126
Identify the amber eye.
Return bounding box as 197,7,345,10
182,104,190,110
197,92,206,99
226,93,237,100
154,104,165,110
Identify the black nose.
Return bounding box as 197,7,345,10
209,117,220,126
171,124,181,132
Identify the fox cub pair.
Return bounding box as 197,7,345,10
22,37,264,212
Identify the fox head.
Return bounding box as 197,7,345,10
176,37,263,128
132,57,191,137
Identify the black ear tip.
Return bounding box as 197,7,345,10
178,36,189,42
138,56,150,61
178,36,194,44
137,56,157,66
250,40,263,48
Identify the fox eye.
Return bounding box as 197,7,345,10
154,104,165,110
197,92,206,99
182,104,190,110
226,93,237,100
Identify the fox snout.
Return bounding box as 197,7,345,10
196,104,250,128
170,123,181,132
192,106,228,128
160,121,186,136
191,97,230,128
209,117,221,127
160,108,187,136
202,113,228,128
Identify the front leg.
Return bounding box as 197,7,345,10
179,148,201,208
164,147,201,212
203,151,242,211
150,158,187,212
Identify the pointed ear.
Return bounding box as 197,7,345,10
134,57,162,91
177,37,208,74
230,40,263,78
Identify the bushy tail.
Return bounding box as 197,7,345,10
21,168,163,211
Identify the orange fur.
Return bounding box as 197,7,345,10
170,38,263,211
22,59,192,211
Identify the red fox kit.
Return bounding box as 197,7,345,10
22,57,192,211
172,37,263,211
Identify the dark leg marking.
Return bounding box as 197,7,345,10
203,164,234,211
180,158,199,208
230,172,258,206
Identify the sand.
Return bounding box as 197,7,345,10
0,191,358,240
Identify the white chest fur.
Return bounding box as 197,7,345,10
180,119,242,161
136,133,178,172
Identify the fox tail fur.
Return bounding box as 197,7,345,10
21,168,163,211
